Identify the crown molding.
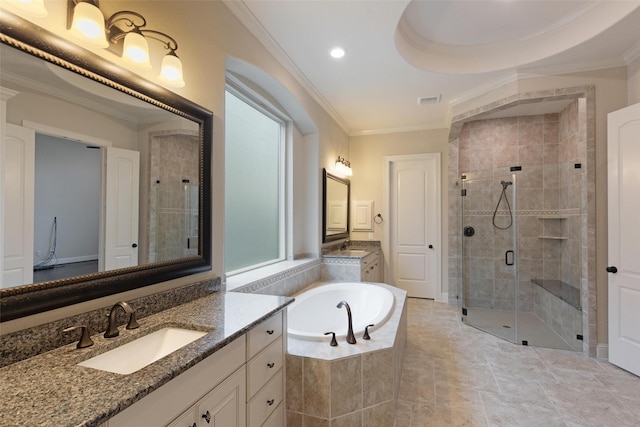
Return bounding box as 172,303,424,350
518,57,628,78
349,121,450,137
449,72,520,108
624,40,640,64
223,0,351,135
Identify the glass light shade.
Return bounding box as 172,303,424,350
159,54,185,88
69,2,108,48
6,0,48,17
122,32,152,69
335,161,353,176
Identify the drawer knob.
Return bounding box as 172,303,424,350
266,329,275,335
202,410,211,423
267,399,275,406
267,362,275,368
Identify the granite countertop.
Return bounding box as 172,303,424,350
322,247,377,259
0,292,293,427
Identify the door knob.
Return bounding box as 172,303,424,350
131,243,138,248
428,244,433,249
606,266,618,273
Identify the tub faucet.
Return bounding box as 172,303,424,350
104,301,140,338
336,301,356,344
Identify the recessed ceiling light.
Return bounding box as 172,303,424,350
330,47,346,59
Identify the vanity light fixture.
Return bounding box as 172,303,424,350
5,0,48,17
335,156,353,176
67,0,185,87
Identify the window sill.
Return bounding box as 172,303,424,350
226,258,319,292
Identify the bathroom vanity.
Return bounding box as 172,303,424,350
0,292,292,427
322,245,383,283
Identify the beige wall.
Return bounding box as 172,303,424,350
349,129,450,296
628,56,640,105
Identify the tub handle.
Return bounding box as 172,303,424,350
363,324,375,340
324,331,338,346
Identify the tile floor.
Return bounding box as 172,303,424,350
395,298,640,427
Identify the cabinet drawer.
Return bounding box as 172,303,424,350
262,403,284,427
247,370,283,427
247,311,282,359
247,336,283,398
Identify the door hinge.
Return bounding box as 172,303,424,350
462,307,468,316
577,334,583,341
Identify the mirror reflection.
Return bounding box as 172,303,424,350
1,42,200,289
322,168,350,242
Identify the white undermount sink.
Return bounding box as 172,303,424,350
78,327,208,375
342,249,367,256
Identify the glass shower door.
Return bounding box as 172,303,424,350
461,173,518,343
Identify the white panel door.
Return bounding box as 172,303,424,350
104,147,139,271
2,124,34,287
387,154,440,298
608,103,640,376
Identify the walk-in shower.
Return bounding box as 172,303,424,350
459,110,586,352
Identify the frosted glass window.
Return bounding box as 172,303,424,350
225,89,284,273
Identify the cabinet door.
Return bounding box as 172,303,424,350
198,368,246,427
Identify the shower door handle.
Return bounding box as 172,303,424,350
505,250,514,266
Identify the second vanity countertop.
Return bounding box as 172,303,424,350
0,291,293,427
322,247,379,259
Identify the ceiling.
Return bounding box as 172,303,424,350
226,0,640,136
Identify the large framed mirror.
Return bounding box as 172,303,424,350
322,168,350,243
0,10,212,321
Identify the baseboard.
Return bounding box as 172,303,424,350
48,255,98,265
596,344,609,360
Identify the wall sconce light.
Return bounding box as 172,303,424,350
67,0,185,88
335,156,353,176
4,0,48,17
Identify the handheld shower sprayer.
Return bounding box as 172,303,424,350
493,181,513,230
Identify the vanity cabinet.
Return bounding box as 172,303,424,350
105,310,286,427
167,368,246,427
361,250,382,282
246,311,285,427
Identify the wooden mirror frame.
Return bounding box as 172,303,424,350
322,168,350,243
0,10,213,321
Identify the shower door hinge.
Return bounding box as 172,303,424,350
577,334,583,341
461,189,467,196
510,166,522,171
462,307,468,316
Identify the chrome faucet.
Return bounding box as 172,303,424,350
340,239,350,251
336,301,356,344
104,301,140,338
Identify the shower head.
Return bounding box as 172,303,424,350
500,181,513,190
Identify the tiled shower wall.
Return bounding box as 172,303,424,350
458,101,585,317
148,131,199,263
